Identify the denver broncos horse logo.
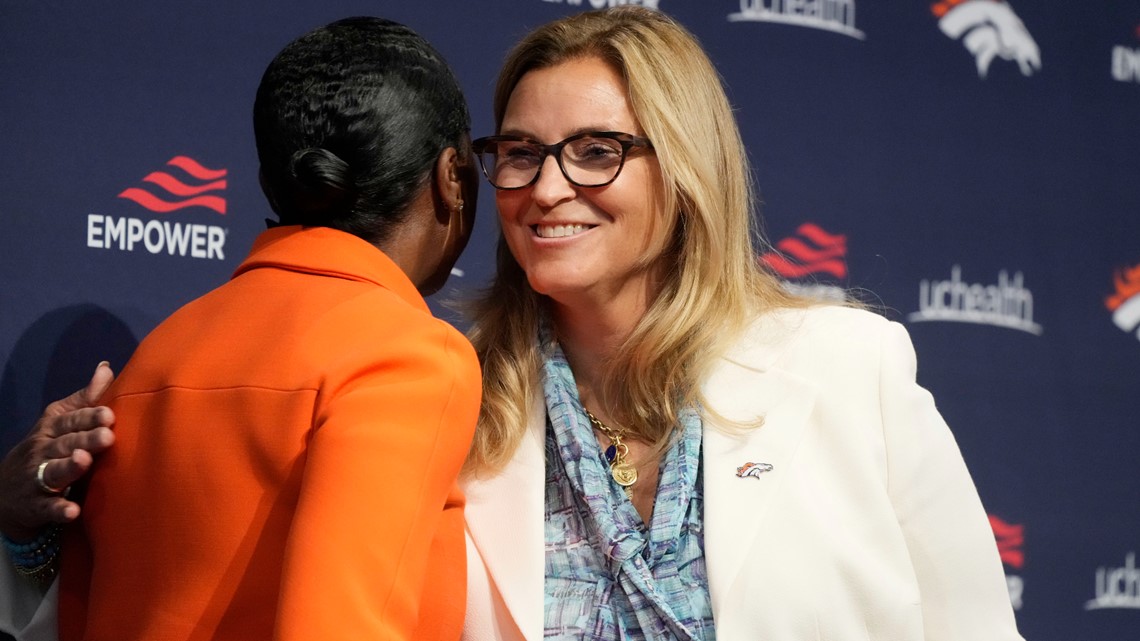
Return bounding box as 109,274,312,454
735,462,774,479
932,0,1041,78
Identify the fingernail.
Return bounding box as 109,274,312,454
97,361,110,370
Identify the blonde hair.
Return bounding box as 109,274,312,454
465,6,805,474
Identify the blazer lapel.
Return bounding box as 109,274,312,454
462,393,546,641
700,330,817,619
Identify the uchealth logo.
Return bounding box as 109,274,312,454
537,0,659,9
1112,25,1140,84
1085,552,1140,611
1105,262,1140,340
86,156,228,261
760,222,848,302
907,265,1042,335
932,0,1041,78
729,0,864,41
989,514,1025,610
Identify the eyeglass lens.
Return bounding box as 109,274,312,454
481,135,629,189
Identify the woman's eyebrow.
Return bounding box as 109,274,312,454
496,125,632,140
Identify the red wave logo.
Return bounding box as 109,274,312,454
118,156,227,215
989,514,1025,569
760,223,848,279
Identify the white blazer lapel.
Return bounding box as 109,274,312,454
700,333,818,619
463,393,546,641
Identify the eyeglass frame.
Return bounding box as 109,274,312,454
471,131,654,190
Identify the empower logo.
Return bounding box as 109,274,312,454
989,514,1024,570
761,222,847,279
932,0,1040,78
989,515,1025,610
118,156,227,214
86,155,229,261
760,222,848,301
1106,262,1140,340
730,0,864,41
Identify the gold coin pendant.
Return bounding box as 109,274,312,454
611,462,638,487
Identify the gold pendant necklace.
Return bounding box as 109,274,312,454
584,409,638,490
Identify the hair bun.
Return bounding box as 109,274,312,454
288,147,356,214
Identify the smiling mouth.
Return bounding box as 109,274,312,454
533,224,593,239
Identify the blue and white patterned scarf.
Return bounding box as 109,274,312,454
540,328,717,640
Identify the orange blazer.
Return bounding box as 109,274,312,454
59,226,481,641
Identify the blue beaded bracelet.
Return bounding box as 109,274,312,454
2,524,61,571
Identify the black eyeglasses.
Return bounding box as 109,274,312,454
471,131,653,190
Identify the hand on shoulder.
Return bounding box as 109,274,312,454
0,362,116,540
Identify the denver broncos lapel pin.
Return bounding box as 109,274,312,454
736,462,774,478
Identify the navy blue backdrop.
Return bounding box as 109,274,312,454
2,1,1138,638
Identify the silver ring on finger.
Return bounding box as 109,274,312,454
36,460,66,495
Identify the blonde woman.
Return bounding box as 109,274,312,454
460,7,1022,640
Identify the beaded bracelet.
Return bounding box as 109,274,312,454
2,524,62,589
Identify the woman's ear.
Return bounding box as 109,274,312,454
432,144,477,251
432,147,461,225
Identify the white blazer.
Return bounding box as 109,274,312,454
461,306,1024,641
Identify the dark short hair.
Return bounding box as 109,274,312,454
253,17,470,243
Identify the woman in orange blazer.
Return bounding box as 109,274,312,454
7,17,480,641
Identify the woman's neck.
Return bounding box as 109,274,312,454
550,288,651,412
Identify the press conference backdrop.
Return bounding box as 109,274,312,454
1,1,1137,638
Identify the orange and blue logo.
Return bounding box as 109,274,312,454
735,461,774,479
1106,262,1140,340
932,0,1040,78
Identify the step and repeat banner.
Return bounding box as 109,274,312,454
1,1,1137,639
